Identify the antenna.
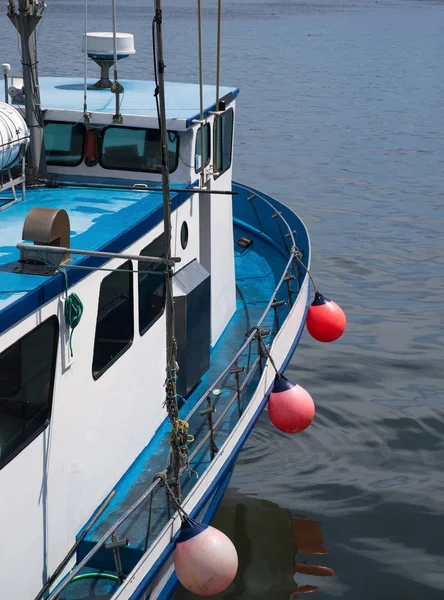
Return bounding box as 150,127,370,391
1,64,11,103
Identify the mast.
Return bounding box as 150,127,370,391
8,0,45,176
153,0,173,380
153,0,182,500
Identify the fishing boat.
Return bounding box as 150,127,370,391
0,1,345,598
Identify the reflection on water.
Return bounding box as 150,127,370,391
175,491,294,599
293,515,334,597
175,492,335,599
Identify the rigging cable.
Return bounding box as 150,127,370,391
83,0,89,120
197,0,205,186
214,0,222,172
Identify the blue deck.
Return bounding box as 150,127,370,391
0,183,190,331
60,217,290,598
38,78,239,127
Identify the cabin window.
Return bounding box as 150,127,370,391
138,234,165,335
44,121,85,166
195,124,210,173
213,108,234,178
92,261,134,379
0,316,58,470
99,126,179,173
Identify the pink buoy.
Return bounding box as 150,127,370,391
306,291,346,343
268,376,315,433
174,516,238,596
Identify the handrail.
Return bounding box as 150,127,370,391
46,478,163,600
184,186,300,421
46,184,306,599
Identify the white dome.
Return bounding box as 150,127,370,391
82,32,136,59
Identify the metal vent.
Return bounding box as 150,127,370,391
18,207,71,274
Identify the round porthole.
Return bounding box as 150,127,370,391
180,221,189,250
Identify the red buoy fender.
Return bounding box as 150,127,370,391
306,292,346,343
174,516,238,596
268,376,315,434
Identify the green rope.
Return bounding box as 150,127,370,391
70,572,119,584
58,267,84,357
65,292,83,357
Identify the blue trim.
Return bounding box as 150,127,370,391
312,291,330,306
176,518,208,543
87,53,130,61
271,375,295,393
0,188,193,335
128,284,310,600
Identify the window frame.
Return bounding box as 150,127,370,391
0,315,59,471
44,121,86,167
213,108,234,179
92,261,134,380
98,125,180,174
194,123,211,174
138,235,166,336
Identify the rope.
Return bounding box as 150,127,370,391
58,267,83,357
163,337,194,486
164,337,179,423
291,246,318,293
250,325,280,377
158,472,188,520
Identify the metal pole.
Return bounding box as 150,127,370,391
1,63,10,103
16,242,180,265
8,0,45,175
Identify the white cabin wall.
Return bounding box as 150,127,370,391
206,176,236,345
171,193,199,265
198,105,237,346
0,196,200,598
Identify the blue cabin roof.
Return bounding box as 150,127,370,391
39,78,239,129
0,183,191,332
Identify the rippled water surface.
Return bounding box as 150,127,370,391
1,0,443,597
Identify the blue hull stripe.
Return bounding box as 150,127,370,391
128,286,310,600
